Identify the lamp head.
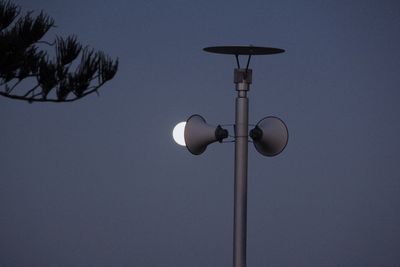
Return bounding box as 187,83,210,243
184,114,228,155
250,116,288,157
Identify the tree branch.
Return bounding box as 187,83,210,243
0,0,118,103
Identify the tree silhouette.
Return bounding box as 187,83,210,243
0,0,118,103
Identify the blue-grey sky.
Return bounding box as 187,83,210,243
1,0,400,266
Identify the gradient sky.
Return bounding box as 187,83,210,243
1,0,400,266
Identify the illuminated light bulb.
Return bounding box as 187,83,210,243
172,122,186,146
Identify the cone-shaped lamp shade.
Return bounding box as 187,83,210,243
250,116,288,157
184,114,228,155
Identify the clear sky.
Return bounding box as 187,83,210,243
1,0,400,266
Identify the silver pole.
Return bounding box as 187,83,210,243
233,68,251,267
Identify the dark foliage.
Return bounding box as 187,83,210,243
0,0,118,103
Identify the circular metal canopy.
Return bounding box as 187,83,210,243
203,45,285,55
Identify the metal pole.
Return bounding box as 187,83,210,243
233,68,251,267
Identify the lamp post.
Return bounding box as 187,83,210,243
232,67,250,267
173,45,288,267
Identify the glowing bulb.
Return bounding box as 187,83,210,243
173,121,186,146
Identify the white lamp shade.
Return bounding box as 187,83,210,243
184,114,228,155
250,116,288,157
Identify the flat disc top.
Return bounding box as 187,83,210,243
203,45,285,55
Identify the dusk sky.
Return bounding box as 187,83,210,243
1,0,400,266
